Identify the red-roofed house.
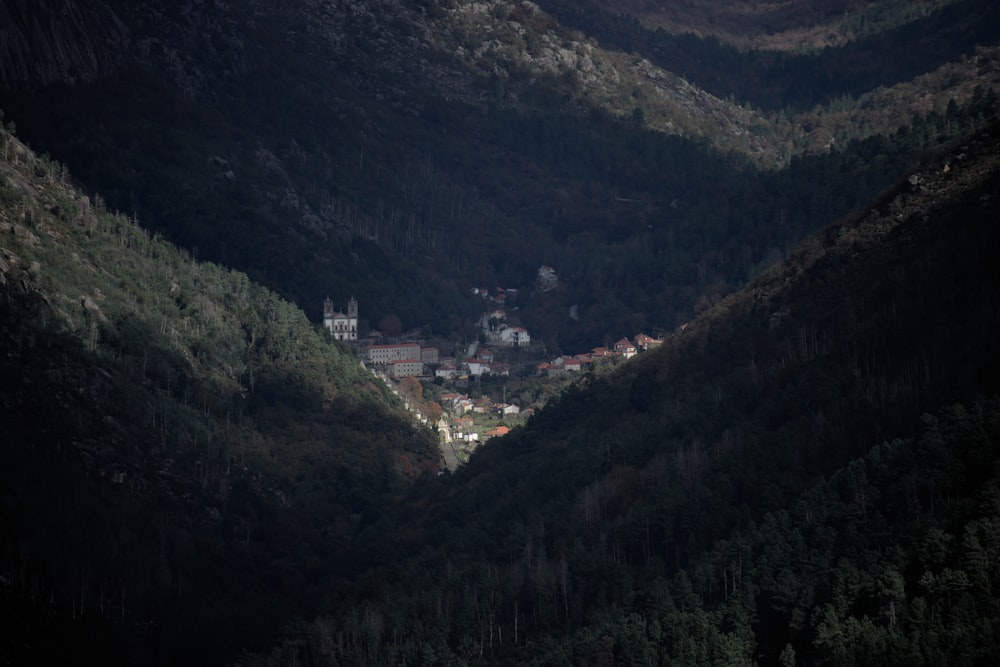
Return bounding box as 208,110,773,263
483,425,510,439
614,338,637,359
489,362,510,376
561,356,582,372
634,333,663,351
435,361,460,380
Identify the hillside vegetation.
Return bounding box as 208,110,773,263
566,0,966,50
1,0,998,355
0,123,439,664
247,120,1000,664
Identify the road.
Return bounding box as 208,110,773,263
437,417,459,472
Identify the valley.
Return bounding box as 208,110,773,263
1,0,1000,664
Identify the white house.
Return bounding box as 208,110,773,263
499,326,531,347
435,361,460,380
465,359,489,377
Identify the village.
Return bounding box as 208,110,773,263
322,268,665,467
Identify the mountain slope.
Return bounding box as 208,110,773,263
250,119,1000,664
0,123,440,665
567,0,965,50
1,0,997,354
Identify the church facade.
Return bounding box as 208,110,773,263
323,297,358,341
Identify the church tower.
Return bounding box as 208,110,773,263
323,297,358,341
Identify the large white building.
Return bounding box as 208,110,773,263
323,297,358,341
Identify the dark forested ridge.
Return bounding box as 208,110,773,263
1,0,998,352
0,125,440,664
536,0,1000,110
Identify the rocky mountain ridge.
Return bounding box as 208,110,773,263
5,0,996,159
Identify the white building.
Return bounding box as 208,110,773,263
366,342,422,365
323,297,358,341
499,326,531,347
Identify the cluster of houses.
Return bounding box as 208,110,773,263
435,346,512,381
326,297,669,463
437,392,535,444
536,333,662,376
325,294,662,395
359,341,521,381
325,296,533,380
474,287,532,348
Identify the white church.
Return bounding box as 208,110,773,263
323,297,358,341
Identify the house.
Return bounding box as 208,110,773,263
537,362,563,377
614,338,637,359
496,403,520,417
561,356,582,372
499,326,531,347
451,416,474,440
435,361,460,380
439,392,461,409
472,397,493,414
591,346,611,358
455,395,474,414
489,362,510,376
483,425,510,439
323,297,358,341
466,358,489,377
634,333,663,351
421,347,440,364
440,393,474,416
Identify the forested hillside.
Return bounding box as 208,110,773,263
245,120,1000,665
0,123,439,664
1,0,998,351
